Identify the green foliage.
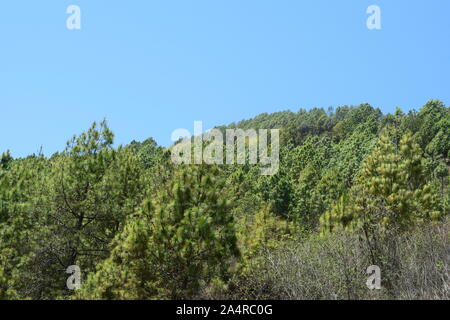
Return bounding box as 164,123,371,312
414,100,449,158
0,151,13,170
0,249,18,300
320,194,356,235
78,165,239,299
0,100,449,300
0,154,50,297
236,205,299,275
321,130,442,236
128,137,164,169
0,121,147,299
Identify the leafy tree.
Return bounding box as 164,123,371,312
78,165,239,299
321,130,440,236
414,100,449,158
0,151,13,170
1,101,448,300
36,121,147,298
0,155,49,298
128,137,164,169
0,249,19,300
0,121,147,299
236,205,299,275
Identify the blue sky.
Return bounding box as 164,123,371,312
1,0,449,157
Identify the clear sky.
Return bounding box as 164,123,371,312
1,0,449,157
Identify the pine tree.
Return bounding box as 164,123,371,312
321,130,440,235
0,121,147,299
319,193,355,235
78,165,239,300
0,151,13,170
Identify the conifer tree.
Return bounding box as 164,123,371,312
321,130,440,235
78,165,239,300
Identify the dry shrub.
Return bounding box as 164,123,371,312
216,219,449,300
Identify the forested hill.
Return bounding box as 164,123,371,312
0,100,449,300
206,100,448,230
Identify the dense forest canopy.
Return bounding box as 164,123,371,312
0,100,449,300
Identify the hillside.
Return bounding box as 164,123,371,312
0,100,449,300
